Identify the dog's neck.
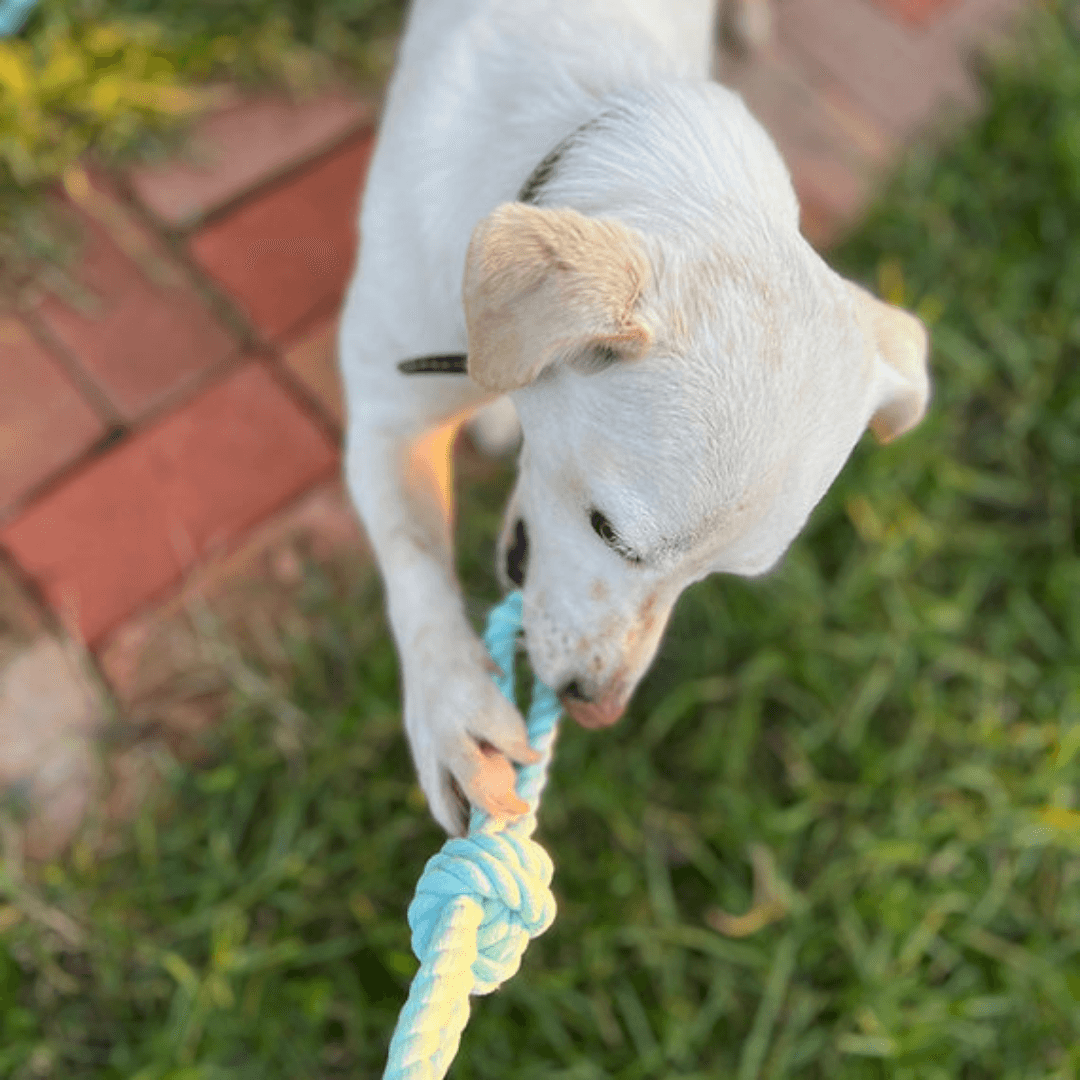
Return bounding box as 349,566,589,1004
398,82,804,378
514,83,800,246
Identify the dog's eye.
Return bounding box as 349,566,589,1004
590,509,617,545
590,509,642,564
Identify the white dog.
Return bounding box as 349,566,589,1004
339,0,930,836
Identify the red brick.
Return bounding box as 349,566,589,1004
726,43,890,239
189,134,373,343
930,0,1031,51
34,184,239,422
798,194,843,250
0,559,45,651
281,314,344,425
128,89,376,229
872,0,957,26
778,0,980,137
97,479,366,714
0,317,104,517
0,363,338,645
791,150,868,234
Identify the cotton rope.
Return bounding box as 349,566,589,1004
382,591,563,1080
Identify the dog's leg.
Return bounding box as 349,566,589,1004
466,396,522,457
344,387,539,835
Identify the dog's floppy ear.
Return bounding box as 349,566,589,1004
463,203,653,392
847,282,931,444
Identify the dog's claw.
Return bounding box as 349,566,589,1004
467,740,531,819
496,738,541,766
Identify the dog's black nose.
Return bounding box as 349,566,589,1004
558,679,590,703
506,517,528,587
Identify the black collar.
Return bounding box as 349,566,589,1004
396,354,468,375
518,117,596,204
397,119,595,377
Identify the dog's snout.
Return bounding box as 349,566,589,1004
506,517,528,587
558,678,627,730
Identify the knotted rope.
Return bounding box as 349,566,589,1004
382,591,564,1080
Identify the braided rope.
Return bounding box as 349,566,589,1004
0,0,37,37
382,591,564,1080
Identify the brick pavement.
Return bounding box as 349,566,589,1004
0,0,1031,856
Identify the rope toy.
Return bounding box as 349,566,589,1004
382,591,564,1080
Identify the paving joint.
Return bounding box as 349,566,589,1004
102,165,268,357
265,336,347,447
145,119,378,236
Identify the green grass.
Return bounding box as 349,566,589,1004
3,5,1080,1079
0,0,406,295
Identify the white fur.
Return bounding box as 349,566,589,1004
339,0,929,835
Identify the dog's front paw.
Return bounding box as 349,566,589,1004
403,645,541,835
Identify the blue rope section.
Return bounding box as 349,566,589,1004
382,591,563,1080
0,0,37,36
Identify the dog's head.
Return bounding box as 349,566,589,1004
464,201,929,728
